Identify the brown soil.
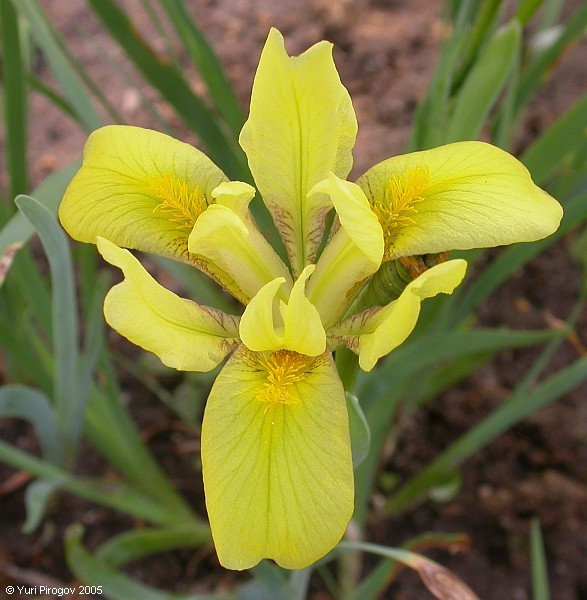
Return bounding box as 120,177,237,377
1,1,587,599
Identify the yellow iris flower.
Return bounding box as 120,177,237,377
59,28,562,570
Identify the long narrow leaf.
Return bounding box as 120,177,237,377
445,20,521,142
87,0,247,180
66,525,225,600
0,385,61,462
16,195,78,455
95,524,210,568
161,1,243,137
84,385,197,522
387,355,587,513
516,4,587,112
0,162,79,254
0,0,28,201
353,327,562,523
451,191,587,324
531,519,550,600
0,441,184,525
521,94,587,186
11,0,102,130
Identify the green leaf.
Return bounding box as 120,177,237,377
351,532,472,600
96,525,210,568
353,327,562,524
0,162,79,254
10,0,102,130
337,542,480,600
1,0,28,200
84,386,197,523
531,519,550,600
387,355,587,513
0,385,61,462
160,1,243,137
86,0,247,180
66,525,225,600
515,0,546,25
445,20,521,142
245,563,288,600
516,4,587,112
451,191,587,324
0,439,186,525
346,392,371,468
16,195,79,455
521,94,587,186
23,478,64,533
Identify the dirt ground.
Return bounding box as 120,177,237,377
1,0,587,598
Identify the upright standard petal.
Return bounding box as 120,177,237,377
239,28,358,276
97,237,239,372
188,181,292,303
356,141,563,261
201,346,353,570
59,125,227,264
307,174,384,326
239,265,326,357
329,260,468,371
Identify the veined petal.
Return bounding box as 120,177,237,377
97,237,239,371
329,260,467,371
356,141,563,260
239,28,358,276
188,182,292,303
201,346,353,570
59,125,227,263
240,265,326,356
307,174,384,326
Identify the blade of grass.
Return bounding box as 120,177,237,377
537,0,564,31
246,563,288,600
139,0,181,69
11,0,102,130
1,0,28,201
22,478,63,533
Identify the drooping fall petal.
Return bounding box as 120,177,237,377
97,237,239,372
329,259,468,371
357,141,563,261
239,28,358,276
201,346,353,570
